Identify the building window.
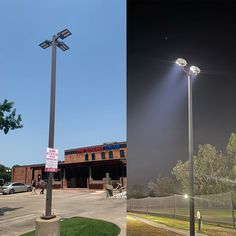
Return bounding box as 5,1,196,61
120,150,125,158
54,171,61,181
109,151,113,159
85,153,89,161
92,153,96,160
101,152,106,160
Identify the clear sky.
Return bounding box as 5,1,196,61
0,0,126,167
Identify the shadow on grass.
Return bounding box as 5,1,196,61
20,217,121,236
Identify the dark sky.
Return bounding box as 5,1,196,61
127,0,236,186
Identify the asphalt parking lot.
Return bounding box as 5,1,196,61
0,189,126,236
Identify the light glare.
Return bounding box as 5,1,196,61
190,65,201,76
176,58,187,67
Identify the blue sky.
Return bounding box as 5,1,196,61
0,0,126,167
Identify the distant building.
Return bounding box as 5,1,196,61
12,141,127,190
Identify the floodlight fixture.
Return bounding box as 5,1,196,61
176,58,187,67
39,40,51,49
57,41,69,51
39,28,71,52
190,65,201,76
57,28,72,39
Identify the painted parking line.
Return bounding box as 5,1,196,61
69,194,96,199
91,191,105,194
0,214,35,223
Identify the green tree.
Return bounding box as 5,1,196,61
128,184,149,199
148,175,182,197
0,99,23,134
0,164,11,182
226,133,236,178
172,144,229,195
172,160,189,193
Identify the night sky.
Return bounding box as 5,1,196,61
128,0,236,186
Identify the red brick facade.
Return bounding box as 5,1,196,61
12,142,127,189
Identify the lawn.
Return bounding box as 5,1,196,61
131,207,235,226
127,215,182,236
21,217,120,236
129,212,236,236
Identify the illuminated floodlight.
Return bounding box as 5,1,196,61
39,40,51,49
190,65,201,76
58,28,72,39
176,58,187,67
184,194,188,199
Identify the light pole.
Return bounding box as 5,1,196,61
176,58,200,236
39,28,72,219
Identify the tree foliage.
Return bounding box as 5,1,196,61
131,133,236,198
226,133,236,178
148,175,182,197
0,99,23,134
0,164,11,183
172,143,234,195
128,184,149,199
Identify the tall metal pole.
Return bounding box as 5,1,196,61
44,35,57,219
188,74,195,236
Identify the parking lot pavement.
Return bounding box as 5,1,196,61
0,189,126,236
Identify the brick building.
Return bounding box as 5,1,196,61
12,141,127,189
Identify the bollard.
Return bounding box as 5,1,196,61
198,216,202,231
197,210,202,231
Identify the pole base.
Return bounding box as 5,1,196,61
36,216,60,236
41,214,57,220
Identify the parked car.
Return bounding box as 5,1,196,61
0,182,32,194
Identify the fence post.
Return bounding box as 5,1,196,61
231,191,235,229
146,197,149,214
174,194,176,218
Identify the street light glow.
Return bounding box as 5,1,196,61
184,194,189,199
176,58,187,67
190,65,201,76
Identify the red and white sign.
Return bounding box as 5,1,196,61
45,147,58,172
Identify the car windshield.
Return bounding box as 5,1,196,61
3,182,12,186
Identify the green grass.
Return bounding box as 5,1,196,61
21,217,120,236
129,212,236,236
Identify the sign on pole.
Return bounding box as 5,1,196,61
45,147,58,172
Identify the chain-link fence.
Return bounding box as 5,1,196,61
127,192,235,228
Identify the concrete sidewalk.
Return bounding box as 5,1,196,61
0,190,126,236
128,214,207,236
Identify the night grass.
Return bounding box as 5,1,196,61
129,212,236,236
21,217,120,236
131,208,235,225
127,215,182,236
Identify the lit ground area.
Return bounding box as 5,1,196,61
0,189,126,236
127,215,182,236
128,212,236,236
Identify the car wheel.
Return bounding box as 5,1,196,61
9,189,15,194
27,187,32,192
